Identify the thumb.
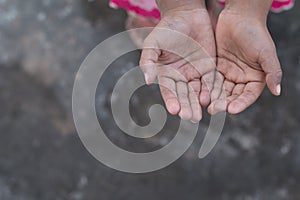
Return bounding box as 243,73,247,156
260,47,283,96
139,48,159,85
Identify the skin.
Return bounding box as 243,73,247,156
208,0,283,115
139,0,283,120
139,0,216,122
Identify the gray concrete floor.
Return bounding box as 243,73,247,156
0,0,300,199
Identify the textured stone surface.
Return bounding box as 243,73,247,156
0,0,300,199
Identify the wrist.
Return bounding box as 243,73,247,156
156,0,206,16
223,0,273,22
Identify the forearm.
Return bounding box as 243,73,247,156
156,0,206,15
224,0,273,21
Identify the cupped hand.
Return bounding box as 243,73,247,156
139,9,216,122
208,11,283,115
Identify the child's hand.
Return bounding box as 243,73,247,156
208,10,283,115
140,8,216,122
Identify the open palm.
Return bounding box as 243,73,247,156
140,9,216,121
209,11,283,115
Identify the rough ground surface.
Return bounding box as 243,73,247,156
0,0,300,199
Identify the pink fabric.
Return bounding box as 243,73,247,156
110,0,161,19
218,0,295,12
271,0,295,12
110,0,294,19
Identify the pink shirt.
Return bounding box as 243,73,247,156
110,0,294,19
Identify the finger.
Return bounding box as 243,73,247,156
211,71,224,102
208,87,228,115
223,80,235,97
139,48,160,85
209,93,243,115
231,84,245,96
222,84,245,111
158,77,180,115
177,82,192,120
228,82,265,114
208,81,237,115
188,80,202,122
200,71,215,107
259,47,283,96
218,84,244,114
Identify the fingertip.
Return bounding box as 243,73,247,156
191,109,202,123
216,100,227,114
140,52,158,85
228,102,242,115
200,91,211,107
276,84,281,96
266,71,283,96
166,99,180,115
267,83,281,96
207,105,216,115
209,109,220,115
179,110,192,121
191,110,202,122
144,74,150,85
178,103,192,120
208,100,227,115
144,73,156,85
208,104,217,115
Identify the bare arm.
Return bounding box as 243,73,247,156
156,0,206,15
224,0,273,22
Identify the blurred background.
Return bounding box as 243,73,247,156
0,0,300,199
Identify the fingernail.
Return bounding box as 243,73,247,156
190,120,198,124
276,84,281,95
144,74,149,84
